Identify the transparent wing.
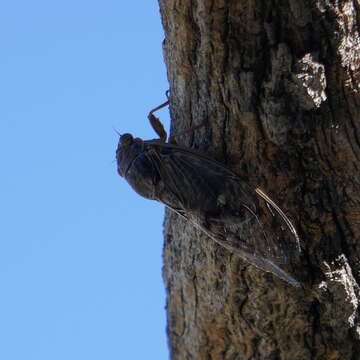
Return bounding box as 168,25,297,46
146,142,300,265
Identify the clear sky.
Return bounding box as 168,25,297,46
1,2,170,359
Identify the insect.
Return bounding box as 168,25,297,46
116,96,301,287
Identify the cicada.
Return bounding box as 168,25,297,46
116,97,301,287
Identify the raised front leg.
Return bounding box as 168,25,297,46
148,92,208,144
148,99,169,142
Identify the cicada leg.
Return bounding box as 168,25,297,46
148,99,169,142
169,121,208,143
148,91,207,143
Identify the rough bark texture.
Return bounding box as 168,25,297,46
158,0,360,359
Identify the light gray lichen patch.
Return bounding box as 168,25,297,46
315,254,359,337
288,53,327,110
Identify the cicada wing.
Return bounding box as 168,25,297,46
147,142,300,265
202,180,300,264
215,188,300,265
254,188,300,262
187,216,300,287
148,143,257,210
233,243,300,286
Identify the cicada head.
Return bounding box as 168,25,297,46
116,133,144,178
119,133,133,146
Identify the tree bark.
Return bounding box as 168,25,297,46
158,0,360,358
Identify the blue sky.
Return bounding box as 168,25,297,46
0,2,169,359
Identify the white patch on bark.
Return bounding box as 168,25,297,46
316,254,359,335
290,53,327,109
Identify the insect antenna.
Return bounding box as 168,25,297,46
113,127,122,137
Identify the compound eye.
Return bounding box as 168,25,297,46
120,133,133,146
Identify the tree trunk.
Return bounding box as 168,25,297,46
158,0,360,358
